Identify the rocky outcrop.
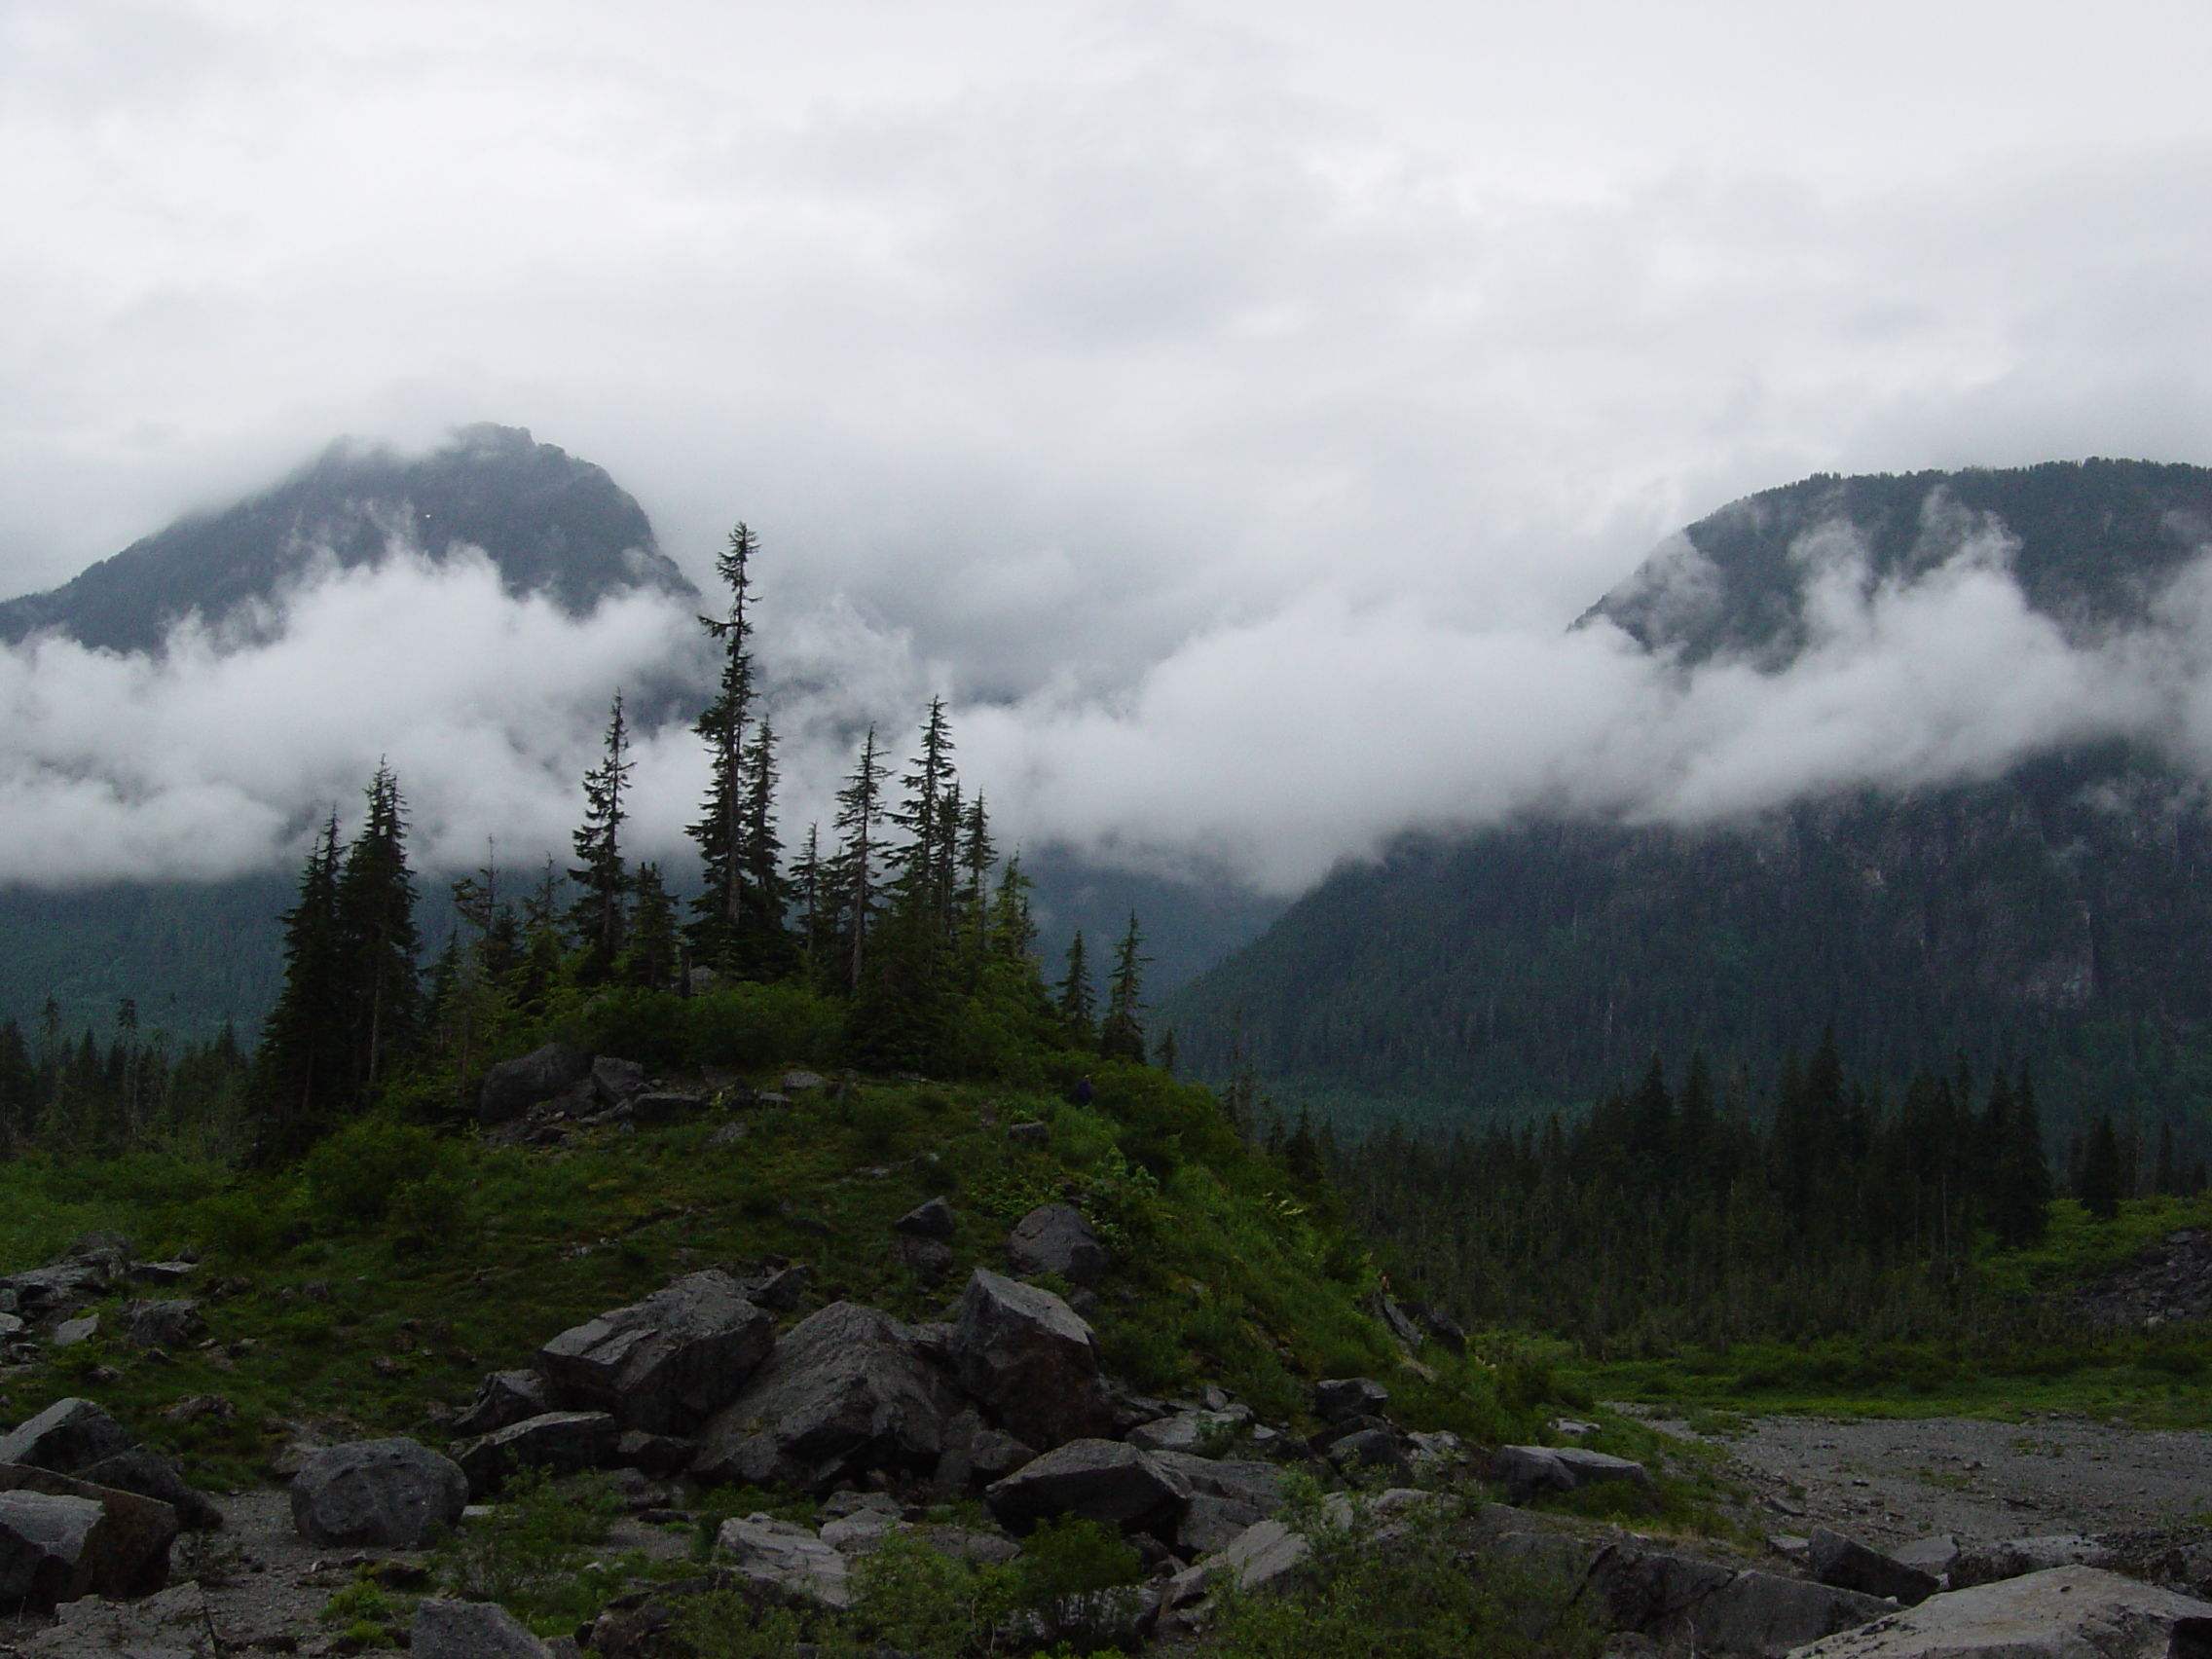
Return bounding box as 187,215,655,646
950,1270,1113,1451
2075,1228,2212,1327
717,1514,852,1607
1492,1444,1653,1506
118,1299,204,1349
0,1399,217,1530
451,1412,619,1497
0,1463,180,1609
1788,1566,2212,1659
413,1598,554,1659
451,1369,556,1439
1006,1204,1109,1284
289,1438,468,1548
1809,1526,1941,1605
691,1303,958,1493
478,1044,592,1124
934,1409,1038,1494
983,1439,1192,1534
0,1492,113,1614
538,1269,775,1434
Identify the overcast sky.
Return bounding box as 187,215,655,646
11,0,2212,891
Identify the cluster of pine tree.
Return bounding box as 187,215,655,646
243,524,1154,1158
0,997,248,1157
1328,1033,2153,1356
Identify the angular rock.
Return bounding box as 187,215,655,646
120,1300,204,1349
1007,1204,1109,1284
1008,1122,1051,1147
3,1263,110,1318
1810,1526,1941,1606
1676,1567,1890,1656
934,1408,1039,1493
451,1370,556,1439
129,1261,200,1286
76,1448,223,1532
951,1270,1113,1451
612,1430,692,1480
1206,1517,1311,1589
740,1264,809,1312
413,1598,553,1659
0,1463,183,1601
1177,1493,1271,1557
1492,1444,1652,1505
895,1198,956,1239
717,1513,851,1607
538,1269,775,1434
819,1510,909,1555
0,1400,135,1474
692,1303,958,1493
893,1235,955,1286
925,1526,1023,1567
591,1056,647,1106
1788,1566,2212,1659
625,1092,703,1124
289,1438,468,1548
704,1124,748,1151
478,1043,591,1125
983,1438,1192,1534
1412,1302,1468,1354
1368,1291,1426,1350
781,1071,826,1092
1950,1534,2116,1589
1327,1427,1412,1481
51,1317,97,1348
1313,1379,1389,1424
1128,1410,1247,1456
1150,1452,1281,1521
451,1412,619,1497
18,1580,211,1654
1889,1535,1959,1580
0,1491,110,1613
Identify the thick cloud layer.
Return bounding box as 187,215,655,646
8,512,2212,896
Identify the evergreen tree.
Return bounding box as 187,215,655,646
731,718,794,978
689,524,757,964
831,725,889,994
1993,1067,2053,1245
2079,1112,2124,1221
1099,911,1150,1063
887,698,956,919
1056,930,1096,1043
570,691,634,975
627,862,681,991
793,824,828,979
333,761,422,1096
2156,1122,2180,1197
250,812,344,1158
957,793,998,957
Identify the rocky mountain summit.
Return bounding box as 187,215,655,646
0,424,693,655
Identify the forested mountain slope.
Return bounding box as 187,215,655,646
1163,461,2212,1150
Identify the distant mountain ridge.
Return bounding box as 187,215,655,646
0,424,694,654
1164,460,2212,1155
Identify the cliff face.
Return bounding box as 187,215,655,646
0,424,694,654
1166,462,2212,1134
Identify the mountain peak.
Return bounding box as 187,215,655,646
0,424,696,655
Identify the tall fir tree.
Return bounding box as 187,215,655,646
1994,1067,2053,1245
1099,911,1150,1063
249,811,344,1158
689,522,758,969
731,718,794,978
626,862,681,991
1056,930,1096,1043
570,691,635,975
333,762,422,1097
831,724,889,994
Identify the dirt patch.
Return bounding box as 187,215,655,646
1633,1411,2212,1546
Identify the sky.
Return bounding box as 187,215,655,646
11,0,2212,893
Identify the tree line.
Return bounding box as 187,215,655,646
1328,1030,2206,1358
0,997,249,1158
242,525,1158,1158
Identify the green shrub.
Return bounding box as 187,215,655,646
302,1118,458,1232
442,1468,622,1618
1014,1515,1141,1606
686,983,843,1068
195,1187,288,1260
387,1173,469,1254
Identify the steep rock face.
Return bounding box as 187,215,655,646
0,424,693,654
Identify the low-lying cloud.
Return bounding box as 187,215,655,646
11,509,2212,898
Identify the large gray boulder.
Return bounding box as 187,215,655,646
1313,1379,1389,1424
590,1056,647,1106
1492,1444,1652,1505
289,1438,468,1548
538,1269,775,1434
1006,1204,1109,1284
412,1598,553,1659
691,1303,959,1493
1151,1448,1284,1550
1949,1533,2116,1589
0,1400,134,1472
1686,1569,1895,1657
450,1413,619,1498
1788,1565,2212,1659
0,1491,108,1613
0,1399,217,1531
0,1463,182,1603
450,1369,556,1439
15,1581,211,1654
950,1270,1113,1451
984,1439,1192,1534
478,1043,591,1124
933,1408,1038,1494
895,1198,955,1239
118,1300,204,1349
717,1514,852,1608
1810,1526,1941,1605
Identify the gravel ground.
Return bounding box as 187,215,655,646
1634,1411,2212,1546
